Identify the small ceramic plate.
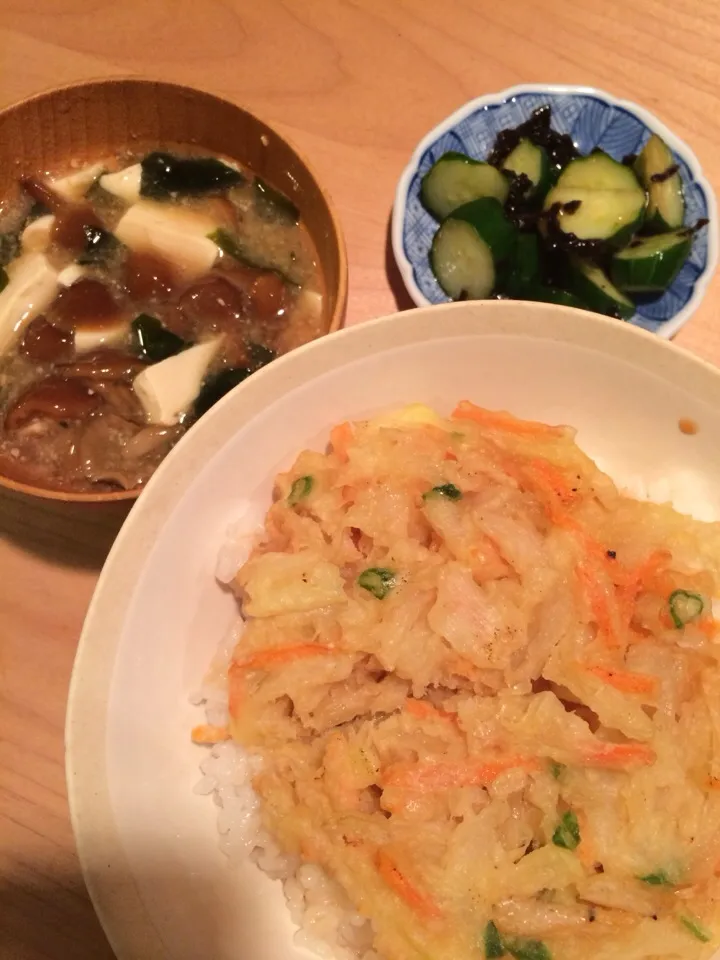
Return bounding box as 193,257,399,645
67,300,720,960
392,84,718,337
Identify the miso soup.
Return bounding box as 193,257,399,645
0,150,326,494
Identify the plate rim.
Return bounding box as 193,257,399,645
390,82,719,338
65,300,720,958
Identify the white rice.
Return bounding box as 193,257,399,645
195,476,717,960
193,604,379,960
619,471,720,524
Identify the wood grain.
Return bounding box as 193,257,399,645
1,1,719,957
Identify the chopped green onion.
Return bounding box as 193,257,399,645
0,265,8,293
484,921,505,959
132,314,189,363
548,761,565,780
423,482,462,501
638,869,673,886
505,937,552,960
288,476,313,505
668,590,704,629
209,227,250,263
253,177,300,225
77,224,119,265
552,810,580,850
680,915,712,943
193,367,250,420
209,228,293,284
483,923,550,960
140,152,243,199
358,567,396,599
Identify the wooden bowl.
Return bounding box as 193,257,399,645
0,78,348,504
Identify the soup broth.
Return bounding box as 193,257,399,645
0,149,326,494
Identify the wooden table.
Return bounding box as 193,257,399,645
1,2,719,957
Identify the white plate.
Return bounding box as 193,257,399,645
66,300,720,959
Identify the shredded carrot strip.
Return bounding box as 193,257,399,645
191,723,231,744
697,618,718,638
228,661,246,718
524,457,579,510
614,550,672,635
584,664,658,695
616,580,640,632
452,400,564,439
556,514,609,564
329,421,354,462
235,643,335,672
404,698,458,724
650,573,680,602
574,809,596,870
383,757,538,792
583,742,656,768
576,559,624,647
634,550,672,589
629,550,675,595
375,849,442,919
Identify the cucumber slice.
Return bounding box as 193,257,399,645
513,282,589,309
421,153,509,220
568,257,635,319
544,152,646,245
634,134,684,232
430,197,515,300
431,221,494,299
503,232,541,295
610,230,692,294
501,139,551,199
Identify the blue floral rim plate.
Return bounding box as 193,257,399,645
392,84,718,338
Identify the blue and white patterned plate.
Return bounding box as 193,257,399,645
392,85,718,337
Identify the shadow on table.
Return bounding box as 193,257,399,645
384,210,417,313
0,485,133,571
0,856,230,960
0,865,116,960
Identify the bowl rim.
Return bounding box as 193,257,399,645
0,76,348,505
391,82,719,335
65,298,720,959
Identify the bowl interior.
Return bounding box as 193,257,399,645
0,78,347,503
67,300,720,960
395,87,716,335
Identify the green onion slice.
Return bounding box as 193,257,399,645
668,590,704,628
288,476,313,505
638,869,673,886
552,810,580,850
680,915,712,943
505,937,552,960
423,482,462,501
484,921,505,959
358,567,396,599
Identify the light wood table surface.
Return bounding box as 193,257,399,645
1,2,719,957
